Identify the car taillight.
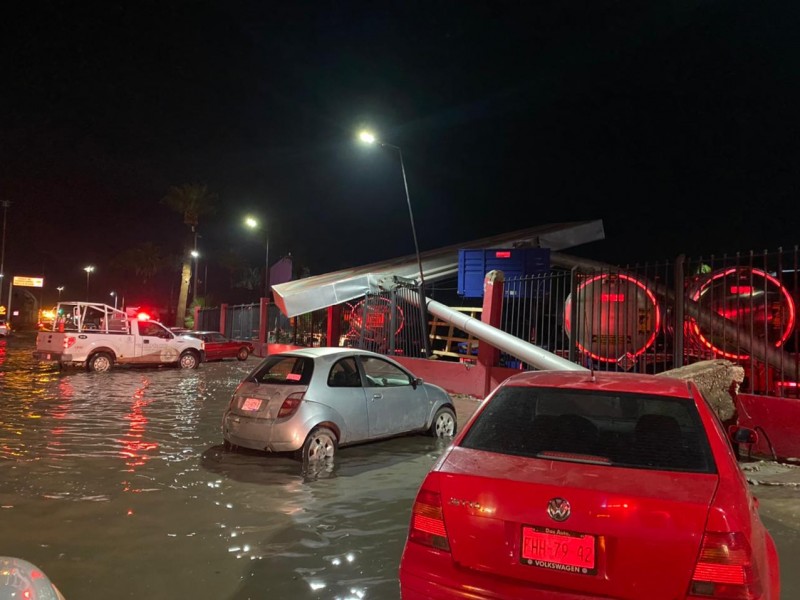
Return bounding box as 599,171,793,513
63,336,76,349
689,532,761,599
277,392,304,418
408,488,450,552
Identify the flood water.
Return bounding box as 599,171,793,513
0,334,449,599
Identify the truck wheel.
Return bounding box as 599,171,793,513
179,350,200,369
88,352,113,373
236,347,250,361
428,407,456,438
296,427,337,462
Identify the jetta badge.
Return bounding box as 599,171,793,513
547,497,571,522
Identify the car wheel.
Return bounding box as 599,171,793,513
236,347,250,361
88,352,113,373
179,350,200,369
429,407,456,438
298,427,337,462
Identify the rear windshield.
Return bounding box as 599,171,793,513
460,386,715,473
250,355,314,385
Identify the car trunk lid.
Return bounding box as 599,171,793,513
230,381,309,420
437,447,718,599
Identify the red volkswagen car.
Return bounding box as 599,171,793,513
186,331,254,361
399,370,779,599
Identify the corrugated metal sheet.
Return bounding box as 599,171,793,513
272,220,604,317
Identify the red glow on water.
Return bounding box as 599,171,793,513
117,393,159,474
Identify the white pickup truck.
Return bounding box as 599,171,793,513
34,301,205,372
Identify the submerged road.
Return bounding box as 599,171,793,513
0,334,796,599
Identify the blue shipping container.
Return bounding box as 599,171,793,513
457,248,551,298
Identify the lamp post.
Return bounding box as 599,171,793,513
110,291,117,310
358,131,425,288
190,250,200,302
57,286,64,302
358,130,431,357
244,216,270,298
84,266,94,301
0,200,10,310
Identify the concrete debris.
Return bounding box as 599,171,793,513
659,359,744,422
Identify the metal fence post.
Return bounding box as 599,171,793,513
389,289,397,356
568,267,579,364
673,255,685,367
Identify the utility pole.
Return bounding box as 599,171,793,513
0,201,10,311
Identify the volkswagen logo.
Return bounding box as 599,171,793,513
547,497,571,522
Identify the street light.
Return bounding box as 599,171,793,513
0,200,10,310
190,250,200,302
358,130,425,288
244,216,270,298
84,266,95,301
57,286,64,302
109,291,117,310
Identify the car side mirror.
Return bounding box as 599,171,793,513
729,425,758,445
411,377,423,389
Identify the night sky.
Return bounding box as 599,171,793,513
2,1,799,305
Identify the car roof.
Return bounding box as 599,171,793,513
275,347,386,360
499,370,693,399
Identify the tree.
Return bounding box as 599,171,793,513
162,184,217,326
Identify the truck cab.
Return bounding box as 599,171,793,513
34,301,205,371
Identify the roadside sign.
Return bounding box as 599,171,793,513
12,276,44,288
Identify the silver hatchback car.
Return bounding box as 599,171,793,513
222,348,457,461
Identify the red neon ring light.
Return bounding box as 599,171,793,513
566,273,661,363
689,267,796,360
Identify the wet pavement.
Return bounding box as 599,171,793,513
1,333,797,599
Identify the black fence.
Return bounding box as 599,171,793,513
338,284,430,358
499,248,800,397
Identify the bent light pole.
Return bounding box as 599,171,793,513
358,130,431,356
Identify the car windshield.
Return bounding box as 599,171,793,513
250,355,314,385
460,386,715,473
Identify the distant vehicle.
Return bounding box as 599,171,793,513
185,330,254,361
223,348,456,461
399,370,780,600
34,301,205,372
0,320,8,337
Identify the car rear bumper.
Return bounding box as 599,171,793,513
222,411,300,452
33,351,70,362
400,542,600,600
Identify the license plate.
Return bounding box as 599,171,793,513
241,398,262,411
520,525,596,575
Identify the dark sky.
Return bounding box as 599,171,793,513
2,1,799,302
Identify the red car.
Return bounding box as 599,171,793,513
399,370,780,600
186,331,254,361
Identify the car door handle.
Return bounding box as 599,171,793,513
372,393,382,400
143,339,150,344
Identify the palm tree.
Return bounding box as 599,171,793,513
162,184,217,326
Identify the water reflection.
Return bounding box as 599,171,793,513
1,336,447,600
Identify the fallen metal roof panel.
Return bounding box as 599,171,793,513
272,220,604,317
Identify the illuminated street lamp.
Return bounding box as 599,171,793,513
357,130,425,288
190,250,200,302
244,216,270,297
57,286,64,301
109,291,117,310
0,200,10,310
84,266,95,301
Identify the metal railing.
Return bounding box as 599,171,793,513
497,247,800,396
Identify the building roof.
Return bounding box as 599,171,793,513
271,220,604,317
